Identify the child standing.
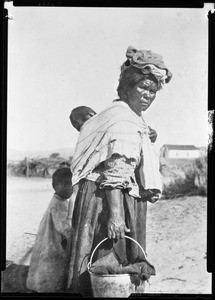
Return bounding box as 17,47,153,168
26,168,73,293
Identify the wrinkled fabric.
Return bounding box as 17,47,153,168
87,154,160,200
99,154,139,193
91,262,155,281
71,101,162,197
120,46,173,84
140,64,168,84
90,252,155,281
26,195,71,293
67,180,150,296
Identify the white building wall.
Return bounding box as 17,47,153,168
168,150,200,159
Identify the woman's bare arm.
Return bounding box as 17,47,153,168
106,189,130,239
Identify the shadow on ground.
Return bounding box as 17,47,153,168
1,261,31,293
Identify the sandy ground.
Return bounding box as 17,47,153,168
1,176,212,294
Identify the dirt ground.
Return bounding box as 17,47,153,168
1,175,212,295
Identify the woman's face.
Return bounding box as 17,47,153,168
127,78,158,116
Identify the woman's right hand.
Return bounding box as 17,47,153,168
108,216,130,240
106,189,130,239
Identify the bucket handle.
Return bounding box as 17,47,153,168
88,235,147,269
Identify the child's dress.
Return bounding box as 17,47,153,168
26,194,71,293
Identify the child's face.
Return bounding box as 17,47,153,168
54,179,73,200
84,111,96,122
78,111,96,129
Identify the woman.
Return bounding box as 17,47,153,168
67,46,172,296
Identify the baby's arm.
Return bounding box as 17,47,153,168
148,126,157,143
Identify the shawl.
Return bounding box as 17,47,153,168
71,101,162,196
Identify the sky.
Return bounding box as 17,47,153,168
5,2,213,158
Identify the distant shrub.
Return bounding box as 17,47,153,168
162,169,197,199
49,153,60,159
162,155,207,199
7,156,71,178
194,156,207,174
7,161,27,177
197,186,207,196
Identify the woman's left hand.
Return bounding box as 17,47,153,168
148,126,157,143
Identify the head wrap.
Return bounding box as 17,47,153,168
120,46,173,84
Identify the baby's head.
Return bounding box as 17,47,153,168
52,168,73,200
69,106,96,131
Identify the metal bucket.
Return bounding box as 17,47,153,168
87,235,147,298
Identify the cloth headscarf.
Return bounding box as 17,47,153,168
120,46,173,84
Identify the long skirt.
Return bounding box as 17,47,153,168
67,179,148,296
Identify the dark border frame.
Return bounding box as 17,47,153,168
1,1,214,298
